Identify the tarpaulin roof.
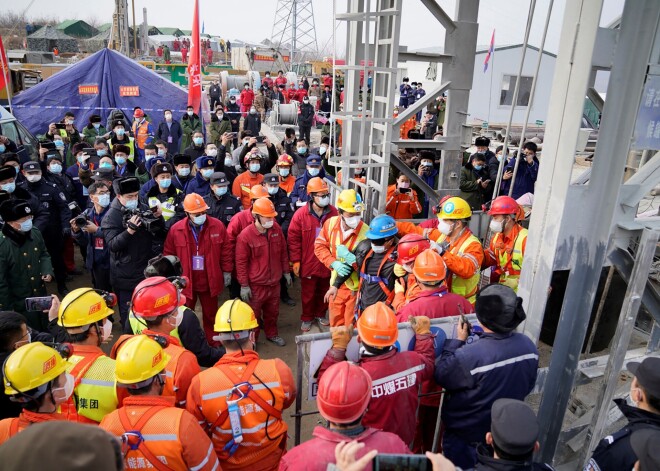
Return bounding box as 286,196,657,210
12,48,189,134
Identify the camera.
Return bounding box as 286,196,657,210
122,208,164,234
74,215,89,229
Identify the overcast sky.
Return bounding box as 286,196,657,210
7,0,623,55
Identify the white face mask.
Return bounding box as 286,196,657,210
371,244,386,254
167,309,183,329
398,181,410,189
101,318,113,342
261,220,274,229
26,175,42,183
51,373,75,403
316,196,330,207
343,215,361,229
207,149,218,157
438,220,454,236
402,263,414,273
489,219,504,233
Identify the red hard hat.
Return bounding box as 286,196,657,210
397,234,431,265
131,276,185,318
317,361,372,424
488,196,520,216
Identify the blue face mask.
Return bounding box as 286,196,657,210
192,214,206,225
201,169,214,179
0,144,5,153
115,156,127,166
97,149,107,157
99,162,113,169
474,164,483,171
54,140,64,148
158,149,166,157
123,199,138,210
19,219,33,232
1,182,15,193
224,157,233,167
93,123,101,129
308,167,320,177
279,168,290,177
97,194,110,207
249,163,260,173
145,154,156,162
178,167,191,177
193,137,204,146
115,129,125,136
159,178,172,189
76,155,86,164
214,186,228,197
49,164,62,174
298,147,307,155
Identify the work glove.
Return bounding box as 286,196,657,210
331,260,352,277
393,263,407,278
409,315,431,335
336,244,357,265
394,278,405,294
430,240,450,256
240,286,252,302
292,262,301,277
223,272,232,287
331,325,354,350
284,273,293,286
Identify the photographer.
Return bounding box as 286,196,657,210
102,177,166,327
386,173,422,219
71,182,112,291
416,151,439,217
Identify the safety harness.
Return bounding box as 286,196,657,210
119,406,175,471
357,246,397,313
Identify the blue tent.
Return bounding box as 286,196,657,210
13,48,188,135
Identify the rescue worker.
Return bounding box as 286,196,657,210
435,284,538,469
319,303,435,448
483,195,528,292
280,361,411,469
131,108,155,164
328,214,398,316
586,357,660,471
240,82,255,116
236,198,291,346
232,150,265,208
288,177,337,331
291,154,332,207
0,343,71,443
276,154,296,195
172,153,194,193
395,249,474,322
163,193,232,344
314,189,369,327
186,300,296,470
145,162,185,229
19,160,72,295
186,155,216,196
386,173,422,219
112,277,200,407
391,234,430,311
204,171,243,227
100,336,219,471
57,288,121,424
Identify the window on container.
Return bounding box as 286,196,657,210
500,75,534,106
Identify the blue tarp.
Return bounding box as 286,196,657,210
13,48,188,135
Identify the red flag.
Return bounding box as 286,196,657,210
0,36,10,92
187,0,202,113
483,29,495,73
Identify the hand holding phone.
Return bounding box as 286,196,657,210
373,454,432,471
25,296,54,312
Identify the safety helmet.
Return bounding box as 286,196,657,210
412,249,447,282
214,299,259,336
131,277,186,319
306,177,329,195
252,197,277,217
488,196,520,216
183,192,210,213
365,214,397,240
114,335,170,387
244,151,261,164
249,185,269,200
317,361,372,424
144,255,183,278
437,196,472,220
356,302,398,348
336,189,365,213
58,288,115,328
397,234,431,265
3,342,67,395
276,154,294,167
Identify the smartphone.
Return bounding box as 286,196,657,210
255,135,266,143
230,132,237,138
39,140,56,151
460,314,473,336
82,147,98,157
373,454,432,471
25,296,53,312
399,187,411,193
54,123,66,130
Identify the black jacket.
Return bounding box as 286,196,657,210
72,205,110,271
299,103,315,127
7,187,47,230
101,198,165,290
18,179,72,235
225,103,241,131
270,188,294,237
238,142,278,174
204,191,242,227
183,144,205,160
475,445,554,471
156,120,183,156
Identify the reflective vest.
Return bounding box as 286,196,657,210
493,227,527,292
132,120,151,150
326,216,370,291
61,347,119,423
148,190,181,221
198,358,287,468
438,232,481,304
128,307,182,342
0,410,65,445
109,137,136,159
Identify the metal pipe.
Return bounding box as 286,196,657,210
431,391,445,453
492,0,537,200
508,0,554,197
585,265,615,354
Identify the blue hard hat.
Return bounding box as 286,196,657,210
366,214,398,240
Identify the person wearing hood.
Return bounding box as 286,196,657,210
460,152,492,210
82,114,109,145
435,284,539,469
290,154,334,207
186,156,216,197
156,109,183,156
207,107,232,148
180,105,202,152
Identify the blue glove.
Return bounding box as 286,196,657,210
331,261,352,277
336,245,357,265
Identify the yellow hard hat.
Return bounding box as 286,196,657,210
3,342,67,395
114,335,170,387
437,196,472,220
336,189,365,213
58,288,115,328
214,299,258,333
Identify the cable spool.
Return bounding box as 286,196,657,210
274,101,299,126
220,71,261,100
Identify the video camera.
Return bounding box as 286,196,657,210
122,208,164,234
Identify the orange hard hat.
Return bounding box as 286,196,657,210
183,193,210,213
357,302,398,348
249,185,269,200
412,249,447,282
252,197,277,217
317,361,372,424
131,276,185,318
306,177,328,195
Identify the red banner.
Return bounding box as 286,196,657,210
119,86,140,97
0,36,10,92
78,84,99,95
187,0,201,113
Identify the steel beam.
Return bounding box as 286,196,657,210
419,0,457,32
398,51,453,63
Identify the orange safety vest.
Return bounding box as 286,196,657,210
132,120,151,150
197,357,287,469
0,410,65,445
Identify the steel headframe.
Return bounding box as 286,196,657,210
271,0,319,67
